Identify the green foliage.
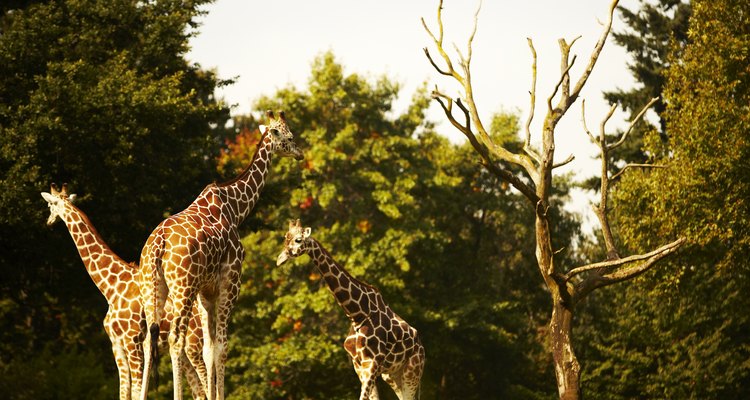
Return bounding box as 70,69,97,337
0,344,115,399
0,0,228,394
220,53,567,399
603,0,691,164
579,0,750,397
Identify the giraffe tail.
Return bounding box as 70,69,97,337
148,234,165,393
142,232,165,398
149,322,160,391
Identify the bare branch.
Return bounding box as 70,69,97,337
466,0,482,65
599,104,618,143
431,89,471,137
568,0,619,105
423,48,452,76
564,238,685,281
424,0,541,186
524,38,541,164
553,154,575,169
547,55,577,113
581,99,597,143
558,37,580,102
420,0,464,83
610,163,668,181
573,238,686,301
609,97,659,150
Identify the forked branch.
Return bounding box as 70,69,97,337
572,237,686,301
422,0,540,198
570,95,685,300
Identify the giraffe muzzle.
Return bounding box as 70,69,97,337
276,250,290,266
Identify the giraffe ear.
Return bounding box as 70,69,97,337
303,227,311,238
68,194,77,203
259,125,268,134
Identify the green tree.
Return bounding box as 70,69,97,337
602,0,691,164
581,0,750,397
220,53,570,399
0,0,229,395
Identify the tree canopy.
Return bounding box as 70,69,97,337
0,0,229,395
579,0,750,397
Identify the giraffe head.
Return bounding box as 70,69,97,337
276,219,312,266
40,183,77,225
259,110,304,160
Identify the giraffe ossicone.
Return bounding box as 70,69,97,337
41,184,207,400
277,219,425,400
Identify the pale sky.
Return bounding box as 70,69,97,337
187,0,644,227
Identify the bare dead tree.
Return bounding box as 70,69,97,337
422,0,685,398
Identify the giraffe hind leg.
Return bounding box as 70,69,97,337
400,346,425,400
382,373,404,399
357,360,381,400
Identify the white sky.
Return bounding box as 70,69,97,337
187,0,644,229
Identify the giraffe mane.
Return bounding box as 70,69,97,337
216,127,271,188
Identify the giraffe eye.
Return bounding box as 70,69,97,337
294,238,302,243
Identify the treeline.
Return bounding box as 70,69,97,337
0,0,748,399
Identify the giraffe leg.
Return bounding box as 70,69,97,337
181,352,206,400
400,345,425,400
108,331,131,400
213,260,241,400
169,290,196,400
184,311,208,399
358,360,381,400
382,373,404,400
125,334,145,400
198,293,218,400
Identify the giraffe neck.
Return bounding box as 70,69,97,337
306,239,374,325
218,132,274,226
58,202,130,304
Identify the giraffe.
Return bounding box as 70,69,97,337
276,219,425,400
138,110,304,400
41,183,207,400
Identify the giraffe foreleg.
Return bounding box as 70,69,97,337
108,331,131,400
124,332,145,400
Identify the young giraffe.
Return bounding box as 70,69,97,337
276,219,425,400
138,110,304,400
41,183,207,400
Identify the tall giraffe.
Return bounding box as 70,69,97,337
138,110,304,400
276,219,425,400
41,183,207,400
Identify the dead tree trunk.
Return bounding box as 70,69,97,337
422,0,684,398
